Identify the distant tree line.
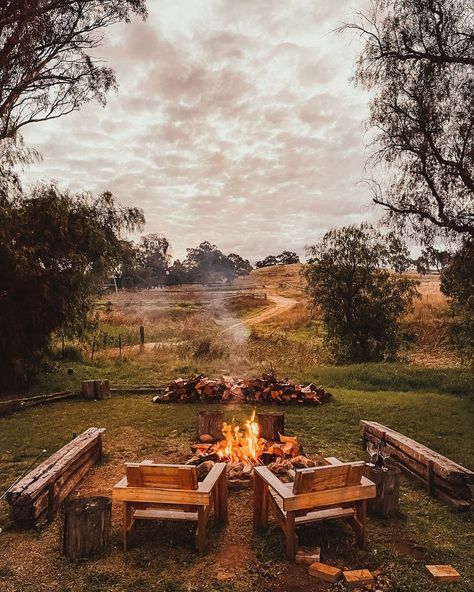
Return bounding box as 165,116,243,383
117,238,253,288
255,251,300,268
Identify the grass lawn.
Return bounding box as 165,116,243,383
1,377,473,592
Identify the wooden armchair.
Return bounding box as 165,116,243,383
253,457,376,561
112,460,228,554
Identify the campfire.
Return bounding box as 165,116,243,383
188,410,318,488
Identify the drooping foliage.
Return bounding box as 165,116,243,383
0,0,147,140
304,224,419,363
0,183,144,388
346,0,474,240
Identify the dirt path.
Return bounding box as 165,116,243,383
219,294,297,337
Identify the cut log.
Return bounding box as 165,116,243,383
81,380,110,400
197,411,224,442
60,496,111,560
364,464,400,517
95,380,111,400
257,412,284,441
81,380,96,399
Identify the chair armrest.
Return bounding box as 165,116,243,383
254,466,294,500
199,462,227,493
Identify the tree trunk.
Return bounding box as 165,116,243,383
60,496,112,560
257,412,284,441
364,464,401,517
197,411,223,441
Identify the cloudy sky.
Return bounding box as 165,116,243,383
22,0,376,263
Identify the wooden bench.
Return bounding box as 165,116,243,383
5,427,105,525
253,457,375,561
112,461,228,554
361,420,473,509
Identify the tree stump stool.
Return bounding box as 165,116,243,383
364,464,401,517
60,496,112,560
81,380,111,400
257,412,284,441
197,411,224,442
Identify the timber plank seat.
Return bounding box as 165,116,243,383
253,457,376,561
112,461,228,554
361,420,473,509
5,427,105,525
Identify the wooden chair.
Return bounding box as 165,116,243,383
253,457,376,561
112,460,228,554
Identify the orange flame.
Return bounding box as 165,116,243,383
216,410,260,464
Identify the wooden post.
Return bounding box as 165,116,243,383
197,411,224,441
139,325,145,348
60,496,112,560
364,464,401,517
257,412,284,441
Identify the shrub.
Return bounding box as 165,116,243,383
304,224,419,363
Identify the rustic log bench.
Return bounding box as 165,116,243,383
361,420,473,510
5,427,105,525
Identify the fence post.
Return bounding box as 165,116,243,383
139,326,145,349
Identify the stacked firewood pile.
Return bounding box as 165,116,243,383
153,375,234,403
238,373,332,405
153,373,332,406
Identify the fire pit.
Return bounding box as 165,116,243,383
187,411,319,490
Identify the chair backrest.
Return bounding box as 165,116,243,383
293,461,365,495
125,462,198,490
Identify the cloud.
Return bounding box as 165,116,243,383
20,0,376,262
